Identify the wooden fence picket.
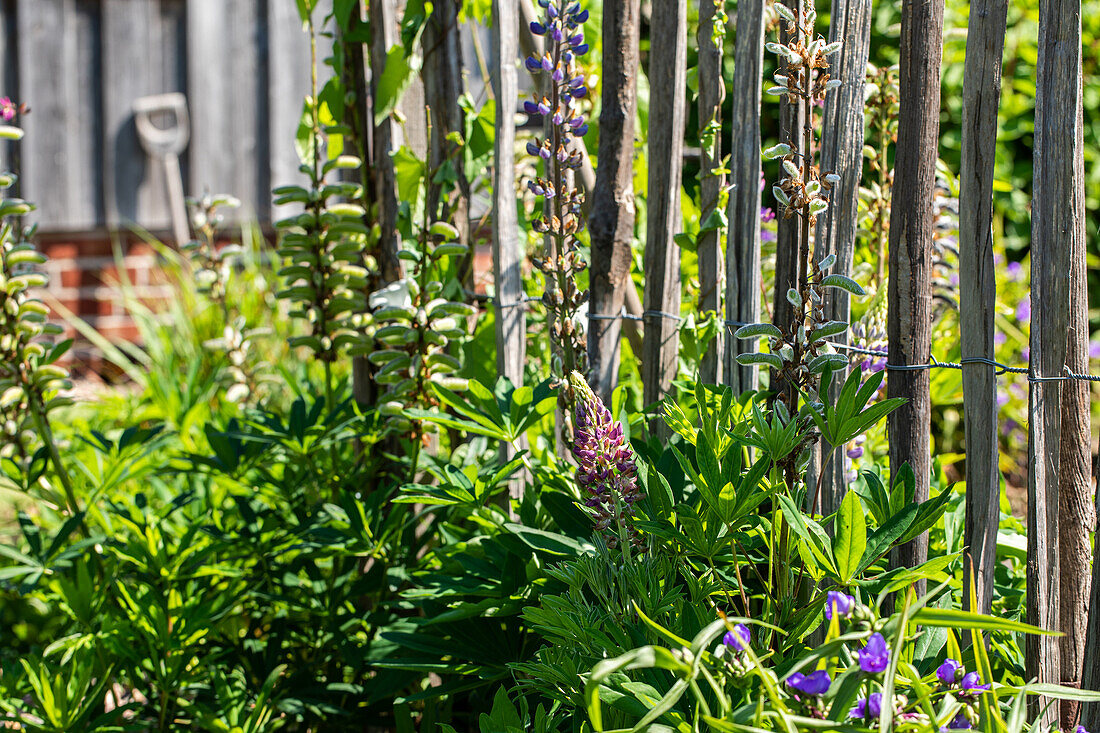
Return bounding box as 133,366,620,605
886,0,943,597
771,0,806,373
587,0,641,402
810,0,872,519
1028,0,1083,720
490,0,526,503
958,0,1007,616
697,0,725,386
642,0,687,430
724,0,766,395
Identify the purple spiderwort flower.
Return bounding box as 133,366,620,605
856,633,890,674
786,670,831,696
1076,726,1090,733
824,591,854,620
848,692,883,719
936,658,962,686
959,671,991,695
723,624,751,652
947,712,972,729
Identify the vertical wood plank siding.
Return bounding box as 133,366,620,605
4,0,312,232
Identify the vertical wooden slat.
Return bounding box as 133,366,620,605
1027,0,1081,715
886,0,943,596
811,0,872,517
101,0,184,231
422,0,469,252
958,0,1007,616
491,0,525,387
696,0,724,385
724,0,765,395
187,0,265,218
1,0,18,182
588,0,640,402
17,0,103,229
770,0,804,359
642,0,687,427
491,0,525,504
267,0,314,221
1059,68,1091,730
368,0,403,283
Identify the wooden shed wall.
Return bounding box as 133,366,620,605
0,0,314,233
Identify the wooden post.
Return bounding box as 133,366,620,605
422,0,471,281
696,0,724,385
771,0,805,364
368,0,403,284
724,0,765,395
491,0,526,505
887,0,943,596
642,0,687,428
1028,0,1081,718
811,0,872,518
958,0,1007,616
1059,26,1091,731
587,0,640,402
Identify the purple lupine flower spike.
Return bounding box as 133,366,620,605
568,372,644,550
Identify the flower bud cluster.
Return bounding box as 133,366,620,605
368,221,473,438
763,5,841,228
524,0,591,392
568,372,644,551
0,124,73,465
735,254,865,408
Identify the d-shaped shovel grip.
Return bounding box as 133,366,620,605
133,93,190,158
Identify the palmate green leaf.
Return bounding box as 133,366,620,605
833,490,866,583
776,494,836,576
897,484,956,545
856,502,919,575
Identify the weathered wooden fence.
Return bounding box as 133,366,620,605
477,0,1099,726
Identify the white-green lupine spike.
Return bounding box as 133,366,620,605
735,322,783,340
820,274,867,296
